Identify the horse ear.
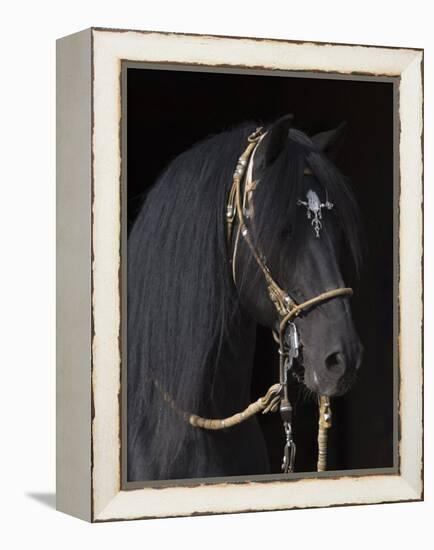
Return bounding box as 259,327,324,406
311,122,347,159
259,114,294,166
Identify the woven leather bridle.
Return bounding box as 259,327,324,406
156,128,353,474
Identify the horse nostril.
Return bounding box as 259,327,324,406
325,352,345,375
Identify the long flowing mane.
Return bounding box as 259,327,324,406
127,121,362,479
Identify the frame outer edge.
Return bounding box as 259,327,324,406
398,51,424,498
56,28,93,522
88,29,424,521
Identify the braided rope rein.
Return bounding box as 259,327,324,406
154,379,283,430
154,378,332,471
317,395,332,472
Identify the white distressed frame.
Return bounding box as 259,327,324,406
57,28,423,522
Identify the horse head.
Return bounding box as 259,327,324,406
230,115,363,397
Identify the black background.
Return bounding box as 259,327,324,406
127,66,395,473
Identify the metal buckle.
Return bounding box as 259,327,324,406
281,423,296,473
247,127,264,143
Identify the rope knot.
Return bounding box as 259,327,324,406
260,383,283,414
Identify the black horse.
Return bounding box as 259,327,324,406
127,115,363,481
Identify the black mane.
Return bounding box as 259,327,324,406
127,121,362,479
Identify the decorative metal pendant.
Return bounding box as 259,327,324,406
297,189,334,238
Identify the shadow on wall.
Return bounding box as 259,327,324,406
26,492,56,510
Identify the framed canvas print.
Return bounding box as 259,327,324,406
56,27,423,522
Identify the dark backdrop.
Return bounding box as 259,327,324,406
126,66,395,473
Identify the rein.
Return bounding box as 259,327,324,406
155,128,353,474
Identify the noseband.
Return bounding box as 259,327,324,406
156,128,353,474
